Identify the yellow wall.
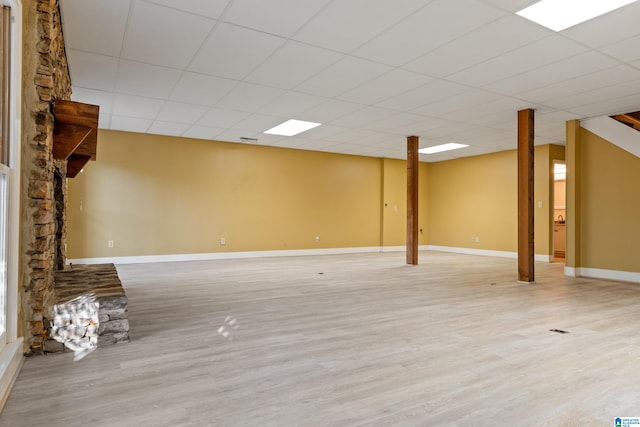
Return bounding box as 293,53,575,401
68,130,561,260
427,145,562,255
427,150,517,251
67,130,384,258
380,159,429,247
535,144,565,256
579,129,640,272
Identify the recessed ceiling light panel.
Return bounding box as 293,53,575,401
264,119,321,137
517,0,638,32
419,143,469,155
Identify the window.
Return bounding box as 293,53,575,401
0,4,12,349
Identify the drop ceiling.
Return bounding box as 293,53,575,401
59,0,640,162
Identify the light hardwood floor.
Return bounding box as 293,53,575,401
1,251,639,426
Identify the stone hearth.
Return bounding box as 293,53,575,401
44,264,129,353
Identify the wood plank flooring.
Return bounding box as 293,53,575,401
1,251,639,426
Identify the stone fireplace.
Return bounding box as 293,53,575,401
21,0,128,355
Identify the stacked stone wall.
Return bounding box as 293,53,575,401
21,0,72,354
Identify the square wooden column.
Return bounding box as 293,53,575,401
517,109,535,283
406,136,419,265
565,120,581,276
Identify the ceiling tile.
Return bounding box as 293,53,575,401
412,89,502,117
60,0,130,57
328,106,396,128
258,92,327,117
301,124,349,139
376,79,467,111
246,41,343,89
189,23,286,80
223,0,331,37
360,112,427,132
196,107,250,128
146,0,230,19
216,82,285,112
301,99,364,123
232,114,284,133
295,56,392,98
116,60,182,98
562,1,640,48
485,51,620,96
295,139,342,152
112,94,165,119
391,117,454,135
293,0,428,53
121,1,216,69
518,65,640,104
98,113,112,129
182,125,224,140
324,128,375,143
355,0,504,66
544,79,640,111
405,14,548,78
60,0,640,162
148,121,190,137
446,35,588,87
570,92,640,117
599,34,640,63
535,110,582,126
70,87,114,114
67,50,119,91
156,101,209,124
169,72,237,106
110,116,152,133
480,0,537,13
339,69,433,105
351,132,399,147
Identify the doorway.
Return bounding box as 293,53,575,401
553,161,566,261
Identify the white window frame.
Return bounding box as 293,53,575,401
0,0,23,405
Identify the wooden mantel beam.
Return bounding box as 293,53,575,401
53,100,99,178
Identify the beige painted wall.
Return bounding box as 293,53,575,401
536,144,565,256
380,159,429,247
428,145,562,255
68,130,562,260
428,150,518,251
67,130,384,258
579,129,640,272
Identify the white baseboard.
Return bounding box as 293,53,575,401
68,245,553,265
68,246,388,265
0,338,24,411
566,266,640,283
564,266,578,277
426,245,552,262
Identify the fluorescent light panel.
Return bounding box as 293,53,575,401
264,119,321,136
517,0,638,32
419,143,468,154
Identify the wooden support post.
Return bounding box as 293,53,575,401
406,136,419,265
517,109,535,283
565,120,581,276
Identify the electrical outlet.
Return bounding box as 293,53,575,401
220,237,226,246
315,236,320,243
108,240,114,248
